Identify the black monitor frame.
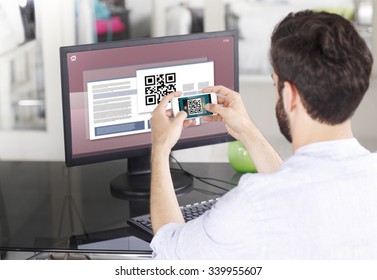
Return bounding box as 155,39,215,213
60,30,238,198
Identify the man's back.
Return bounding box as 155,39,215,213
151,139,377,259
240,138,377,259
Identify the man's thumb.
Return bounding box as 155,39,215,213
206,104,225,115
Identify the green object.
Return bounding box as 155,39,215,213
228,141,257,173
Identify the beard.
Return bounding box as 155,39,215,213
275,96,292,143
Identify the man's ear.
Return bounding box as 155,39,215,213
282,81,299,113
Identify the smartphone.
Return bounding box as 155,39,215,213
172,93,217,119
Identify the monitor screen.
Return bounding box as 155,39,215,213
60,30,238,198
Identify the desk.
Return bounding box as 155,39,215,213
0,160,240,259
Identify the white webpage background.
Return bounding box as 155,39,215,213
137,61,214,113
87,77,150,140
86,62,214,140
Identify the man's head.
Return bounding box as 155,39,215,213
270,10,373,141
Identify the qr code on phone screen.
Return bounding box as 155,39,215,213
144,73,176,106
187,98,203,115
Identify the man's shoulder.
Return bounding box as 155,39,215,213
235,170,295,197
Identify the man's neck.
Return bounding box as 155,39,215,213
291,119,354,152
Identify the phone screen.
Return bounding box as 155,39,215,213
178,94,214,118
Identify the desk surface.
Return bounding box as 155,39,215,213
0,160,240,255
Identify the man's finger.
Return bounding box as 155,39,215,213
166,109,174,118
183,118,196,128
174,110,187,124
202,85,232,96
158,91,182,109
205,103,227,116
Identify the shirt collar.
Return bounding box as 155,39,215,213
293,138,370,159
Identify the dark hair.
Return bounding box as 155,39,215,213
270,10,373,125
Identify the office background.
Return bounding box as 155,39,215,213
0,0,376,164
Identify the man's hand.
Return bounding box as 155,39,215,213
202,85,254,143
150,92,196,234
203,85,283,173
150,92,195,154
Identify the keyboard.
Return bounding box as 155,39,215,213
127,198,219,237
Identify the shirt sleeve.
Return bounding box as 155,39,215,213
150,223,185,259
150,173,258,259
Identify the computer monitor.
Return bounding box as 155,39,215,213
60,30,239,199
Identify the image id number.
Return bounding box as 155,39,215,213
208,266,262,276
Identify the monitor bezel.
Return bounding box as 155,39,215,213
60,30,239,167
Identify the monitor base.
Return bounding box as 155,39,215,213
110,168,193,200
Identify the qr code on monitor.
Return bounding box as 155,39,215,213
144,73,177,106
187,98,203,115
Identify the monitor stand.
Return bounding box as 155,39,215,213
110,154,193,200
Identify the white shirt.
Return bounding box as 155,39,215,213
150,139,377,259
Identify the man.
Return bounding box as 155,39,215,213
149,10,377,259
